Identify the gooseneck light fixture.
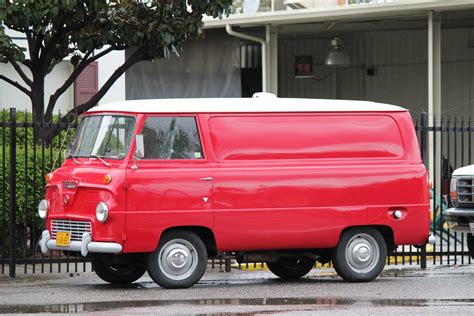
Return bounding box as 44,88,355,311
325,37,350,67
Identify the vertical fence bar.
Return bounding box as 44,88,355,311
58,113,70,273
453,118,458,266
469,118,472,265
24,111,28,274
461,119,465,265
225,258,231,272
439,117,444,265
432,115,437,265
40,117,51,273
447,118,451,265
30,111,36,273
420,112,428,269
33,117,40,274
9,108,17,278
48,121,60,274
1,110,6,275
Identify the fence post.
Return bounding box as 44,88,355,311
420,112,428,269
9,108,16,278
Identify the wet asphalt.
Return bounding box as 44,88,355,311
0,264,473,315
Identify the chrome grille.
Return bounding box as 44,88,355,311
457,178,474,206
51,220,92,241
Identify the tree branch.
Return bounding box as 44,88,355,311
8,58,32,86
45,46,116,118
21,59,34,70
41,11,96,68
61,48,145,124
0,74,31,96
26,31,42,65
40,19,68,67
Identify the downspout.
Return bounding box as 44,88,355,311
226,24,269,92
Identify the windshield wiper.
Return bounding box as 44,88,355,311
90,154,111,167
67,153,81,165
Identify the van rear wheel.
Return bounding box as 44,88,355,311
332,227,387,282
267,257,316,279
147,230,207,289
91,259,146,284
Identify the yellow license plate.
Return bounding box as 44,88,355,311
56,231,71,247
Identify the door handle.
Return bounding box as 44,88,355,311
200,177,213,181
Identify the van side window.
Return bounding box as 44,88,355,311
142,117,203,159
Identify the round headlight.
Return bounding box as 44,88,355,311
96,202,109,223
38,200,49,219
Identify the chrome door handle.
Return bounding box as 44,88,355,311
200,177,213,181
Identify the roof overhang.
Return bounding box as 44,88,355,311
204,0,474,28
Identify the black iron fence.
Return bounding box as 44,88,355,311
414,113,472,266
0,108,472,277
0,108,80,277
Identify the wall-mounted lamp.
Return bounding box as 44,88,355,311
325,37,350,67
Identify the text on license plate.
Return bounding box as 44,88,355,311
56,231,71,247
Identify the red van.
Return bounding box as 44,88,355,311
39,95,432,288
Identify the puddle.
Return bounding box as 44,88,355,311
382,266,473,278
382,269,422,278
1,297,474,313
93,277,316,290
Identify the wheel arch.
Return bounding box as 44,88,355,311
159,226,218,258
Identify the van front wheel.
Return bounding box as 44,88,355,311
267,257,316,279
332,228,387,282
91,259,146,284
147,230,207,289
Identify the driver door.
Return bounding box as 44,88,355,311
124,115,213,253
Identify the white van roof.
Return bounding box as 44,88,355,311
87,98,407,114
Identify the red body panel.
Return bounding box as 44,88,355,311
44,110,430,254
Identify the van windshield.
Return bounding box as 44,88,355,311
69,115,135,159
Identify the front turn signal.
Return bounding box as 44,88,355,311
103,174,112,185
450,178,458,202
45,173,52,183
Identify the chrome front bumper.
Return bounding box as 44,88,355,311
39,230,122,257
445,207,474,233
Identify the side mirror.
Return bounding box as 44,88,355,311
135,134,145,159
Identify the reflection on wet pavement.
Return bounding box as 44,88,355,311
2,297,474,314
92,277,326,290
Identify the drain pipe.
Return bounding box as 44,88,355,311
226,24,268,92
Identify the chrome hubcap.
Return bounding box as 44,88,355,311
158,239,198,281
169,248,189,268
346,233,379,273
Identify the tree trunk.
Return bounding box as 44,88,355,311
30,73,45,143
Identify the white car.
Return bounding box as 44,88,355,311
446,165,474,258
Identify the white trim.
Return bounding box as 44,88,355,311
87,98,407,114
204,0,474,28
